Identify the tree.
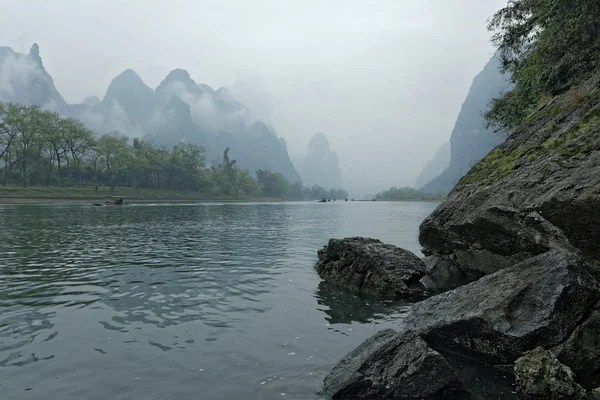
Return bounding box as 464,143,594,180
287,181,304,200
233,169,257,197
256,169,289,197
97,131,130,191
485,0,600,129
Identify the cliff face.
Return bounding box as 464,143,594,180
421,54,510,193
298,133,343,189
419,73,600,278
415,142,450,189
0,43,67,112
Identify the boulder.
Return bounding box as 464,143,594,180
551,303,600,379
321,329,464,399
401,250,599,365
315,237,426,297
514,347,587,400
419,77,600,278
589,389,600,400
420,255,470,291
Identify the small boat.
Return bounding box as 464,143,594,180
318,197,327,203
92,196,129,206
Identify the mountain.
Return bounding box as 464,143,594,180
421,54,510,193
0,44,301,182
0,43,67,112
414,141,450,189
297,133,343,189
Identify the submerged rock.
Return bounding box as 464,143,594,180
315,237,426,297
402,250,599,366
321,329,464,399
514,347,587,400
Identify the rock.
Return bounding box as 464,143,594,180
589,388,600,400
552,302,600,379
401,250,599,365
321,329,464,399
419,73,600,277
420,255,470,291
315,237,426,297
515,347,587,400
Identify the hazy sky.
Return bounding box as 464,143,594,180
0,0,506,195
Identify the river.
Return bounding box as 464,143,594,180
0,201,512,400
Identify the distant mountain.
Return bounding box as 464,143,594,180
0,43,67,112
0,44,301,182
297,133,343,189
415,141,450,189
421,54,510,193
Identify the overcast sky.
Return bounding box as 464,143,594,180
0,0,506,195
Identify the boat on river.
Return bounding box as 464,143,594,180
92,196,129,206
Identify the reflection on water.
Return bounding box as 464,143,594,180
316,281,411,325
0,201,482,400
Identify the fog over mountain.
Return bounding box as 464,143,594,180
0,0,507,196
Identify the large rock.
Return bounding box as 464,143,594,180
401,250,599,366
315,237,426,297
420,255,470,291
514,347,587,400
419,74,600,277
321,329,464,399
551,303,600,379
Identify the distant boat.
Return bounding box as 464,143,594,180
92,196,129,206
318,198,327,203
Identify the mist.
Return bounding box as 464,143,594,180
0,0,506,196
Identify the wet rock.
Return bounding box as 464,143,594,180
419,77,600,277
321,329,464,399
315,237,426,297
514,347,587,400
420,255,470,291
589,388,600,400
552,302,600,379
402,250,599,365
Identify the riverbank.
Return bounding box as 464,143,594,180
0,186,285,204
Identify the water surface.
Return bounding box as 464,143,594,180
0,201,501,400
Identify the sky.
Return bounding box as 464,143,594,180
0,0,507,195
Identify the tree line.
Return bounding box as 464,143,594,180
0,102,347,199
375,186,446,201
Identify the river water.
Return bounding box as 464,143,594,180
0,201,513,400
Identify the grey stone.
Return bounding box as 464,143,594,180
315,237,426,297
514,347,587,400
402,250,599,365
321,329,464,399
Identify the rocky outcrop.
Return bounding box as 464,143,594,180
315,238,426,297
514,347,587,400
402,250,599,367
551,303,600,379
321,329,464,399
420,73,600,278
419,255,470,291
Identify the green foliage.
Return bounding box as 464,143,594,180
486,0,600,129
256,169,289,198
375,187,446,201
0,102,352,200
459,146,529,186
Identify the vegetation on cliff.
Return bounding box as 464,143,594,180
486,0,600,129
